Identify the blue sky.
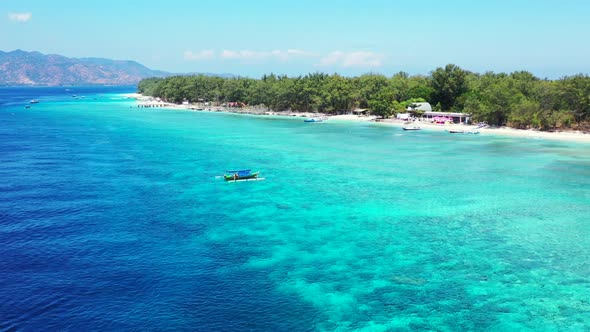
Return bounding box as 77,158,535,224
2,0,590,78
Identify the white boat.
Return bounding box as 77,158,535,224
449,130,479,134
304,117,323,123
30,99,39,104
402,126,421,131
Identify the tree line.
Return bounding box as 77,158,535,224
138,64,590,130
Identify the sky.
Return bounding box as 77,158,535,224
2,0,590,78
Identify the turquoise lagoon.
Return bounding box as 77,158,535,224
0,87,589,331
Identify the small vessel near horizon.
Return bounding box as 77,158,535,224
30,99,39,104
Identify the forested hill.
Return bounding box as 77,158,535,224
138,66,590,130
0,50,169,86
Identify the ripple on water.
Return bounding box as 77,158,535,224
1,88,589,331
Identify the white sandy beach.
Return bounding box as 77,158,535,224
121,93,144,99
127,94,590,143
373,119,590,142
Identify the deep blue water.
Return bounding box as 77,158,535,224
1,87,589,331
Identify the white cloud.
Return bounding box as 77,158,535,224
318,51,344,66
220,50,270,60
184,50,215,60
238,50,269,60
8,12,32,23
219,49,315,62
184,49,383,67
319,51,384,68
220,50,241,59
287,49,309,56
271,49,316,61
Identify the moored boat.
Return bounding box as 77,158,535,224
30,99,39,104
449,129,480,134
304,117,323,123
224,169,260,181
402,126,421,131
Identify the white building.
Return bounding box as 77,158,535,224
406,102,432,112
423,111,471,124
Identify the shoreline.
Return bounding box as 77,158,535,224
372,119,590,142
124,94,590,143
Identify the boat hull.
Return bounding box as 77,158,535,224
224,172,260,181
449,130,479,134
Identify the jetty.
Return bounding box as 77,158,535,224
137,102,171,108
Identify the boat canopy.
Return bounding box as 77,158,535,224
226,169,251,176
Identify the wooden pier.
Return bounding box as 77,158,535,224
137,102,170,108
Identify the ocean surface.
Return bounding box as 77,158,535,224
1,86,589,331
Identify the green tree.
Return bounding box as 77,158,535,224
353,73,390,108
323,74,353,113
557,75,590,124
137,68,590,130
430,64,468,111
368,89,394,118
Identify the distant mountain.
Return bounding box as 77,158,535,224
0,50,171,86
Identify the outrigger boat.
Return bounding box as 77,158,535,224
224,169,261,181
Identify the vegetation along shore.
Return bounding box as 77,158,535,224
138,64,590,134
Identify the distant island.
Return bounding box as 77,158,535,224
0,49,171,86
138,66,590,131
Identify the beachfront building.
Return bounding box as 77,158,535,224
423,111,471,124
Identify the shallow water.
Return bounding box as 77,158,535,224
1,87,589,331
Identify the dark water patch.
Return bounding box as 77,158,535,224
1,87,590,330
